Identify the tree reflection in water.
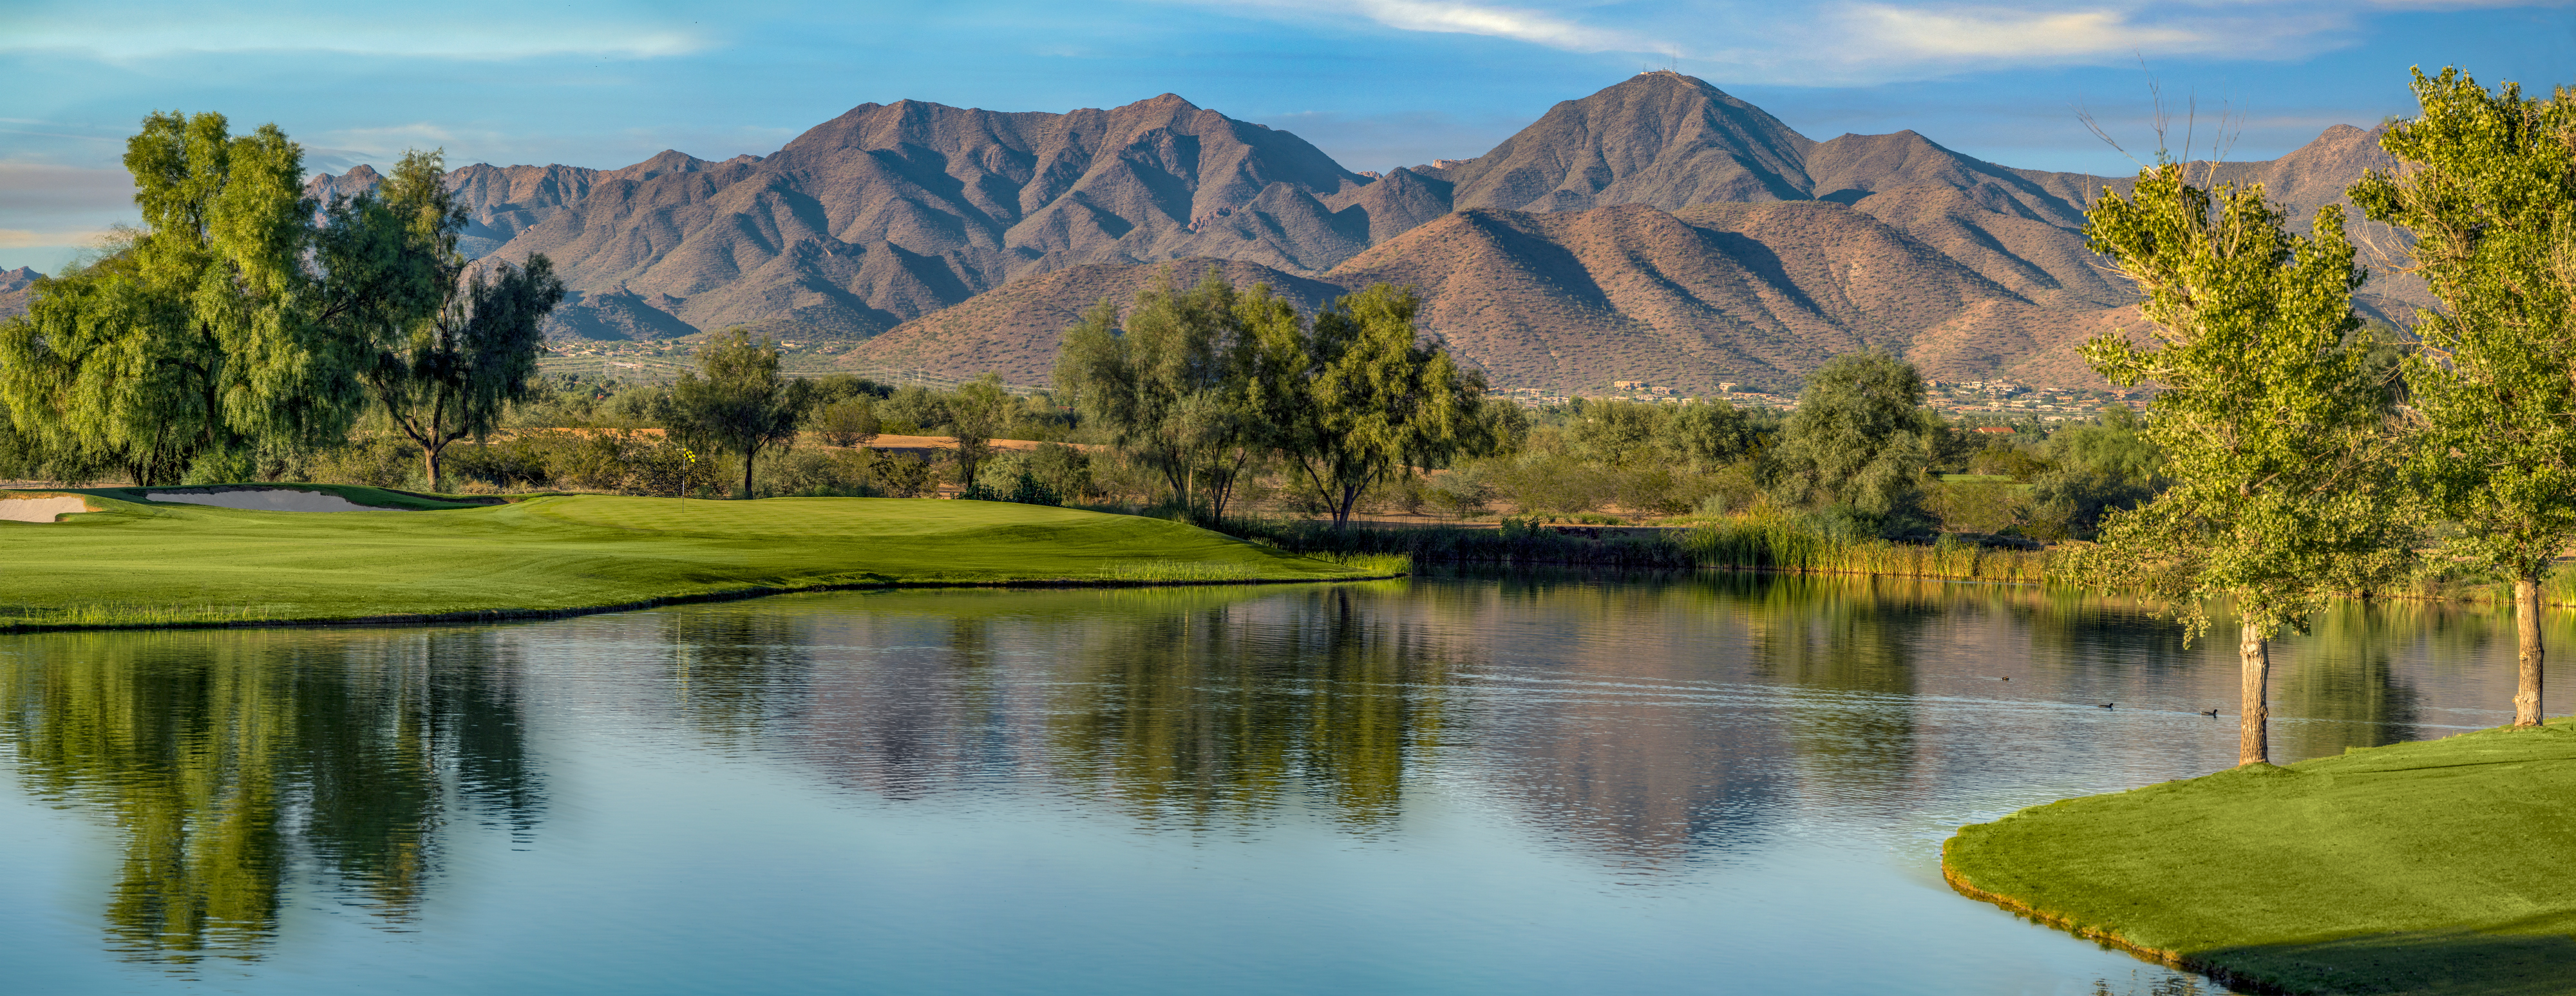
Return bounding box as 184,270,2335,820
0,629,542,966
1045,583,1447,830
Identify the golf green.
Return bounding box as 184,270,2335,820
0,485,1384,629
1943,719,2576,995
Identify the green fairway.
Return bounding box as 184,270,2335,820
1943,720,2576,995
0,485,1389,629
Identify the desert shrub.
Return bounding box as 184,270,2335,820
306,435,417,488
446,438,556,489
1924,478,2031,535
1424,469,1492,518
762,447,877,497
875,453,936,498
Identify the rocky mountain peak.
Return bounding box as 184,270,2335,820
1445,71,1819,211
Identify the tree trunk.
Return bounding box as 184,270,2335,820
423,442,442,491
742,449,756,500
2239,621,2269,766
2516,574,2544,728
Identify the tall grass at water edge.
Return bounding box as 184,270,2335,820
1685,510,2050,583
1,602,300,632
1219,510,2048,581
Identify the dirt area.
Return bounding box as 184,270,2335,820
142,488,383,512
0,494,95,523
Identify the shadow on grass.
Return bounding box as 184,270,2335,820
2196,928,2576,995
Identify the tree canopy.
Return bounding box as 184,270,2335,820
1764,351,1943,536
2069,162,2412,766
2352,67,2576,728
0,112,349,484
671,330,801,498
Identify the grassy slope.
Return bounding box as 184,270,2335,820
1943,720,2576,995
0,487,1374,628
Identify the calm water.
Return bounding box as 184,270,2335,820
0,572,2556,995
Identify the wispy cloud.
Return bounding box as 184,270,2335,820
0,227,118,250
1188,0,2548,83
1,4,710,62
1213,0,1660,52
0,164,134,214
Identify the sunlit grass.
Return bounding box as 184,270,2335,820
1,487,1385,631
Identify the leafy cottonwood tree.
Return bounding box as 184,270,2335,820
1253,283,1491,529
2071,164,2412,766
324,151,564,487
1056,268,1260,518
1765,352,1943,535
0,113,346,484
2351,68,2576,728
672,330,800,498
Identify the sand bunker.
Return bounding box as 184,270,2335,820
0,495,95,523
144,488,382,512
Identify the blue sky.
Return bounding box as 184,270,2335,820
4,0,2571,272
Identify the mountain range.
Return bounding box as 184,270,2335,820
292,71,2409,391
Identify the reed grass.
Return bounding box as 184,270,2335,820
1683,509,2052,583
0,602,299,632
1099,561,1264,582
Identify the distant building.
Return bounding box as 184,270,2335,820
1975,426,2016,435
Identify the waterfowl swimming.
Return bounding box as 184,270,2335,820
2098,702,2116,709
2201,709,2221,717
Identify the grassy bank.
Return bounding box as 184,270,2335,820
1942,720,2576,995
0,485,1389,631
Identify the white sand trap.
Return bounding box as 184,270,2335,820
0,495,95,523
144,488,383,512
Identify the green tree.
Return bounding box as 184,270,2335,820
812,395,881,448
0,113,353,484
1254,283,1492,529
2351,68,2576,728
672,330,800,498
2069,163,2412,767
1569,400,1665,467
1055,268,1260,518
2025,406,2165,539
1765,352,1942,536
1658,400,1761,472
325,151,562,487
945,373,1014,491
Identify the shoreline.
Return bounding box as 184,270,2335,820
1938,721,2576,996
1939,849,2288,996
0,570,1410,637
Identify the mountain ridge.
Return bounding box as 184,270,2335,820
292,72,2412,391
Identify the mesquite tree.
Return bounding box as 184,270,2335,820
2351,68,2576,728
2067,163,2413,767
672,330,800,498
326,151,562,487
1055,268,1260,518
1252,283,1492,530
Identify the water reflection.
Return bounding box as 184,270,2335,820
0,630,542,966
0,573,2558,993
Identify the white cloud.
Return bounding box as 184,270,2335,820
0,5,710,62
1347,1,1653,51
1188,0,2548,84
1213,0,1660,52
1840,6,2215,60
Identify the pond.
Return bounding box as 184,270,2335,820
0,572,2555,995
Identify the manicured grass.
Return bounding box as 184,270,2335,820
0,485,1387,630
1943,719,2576,995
